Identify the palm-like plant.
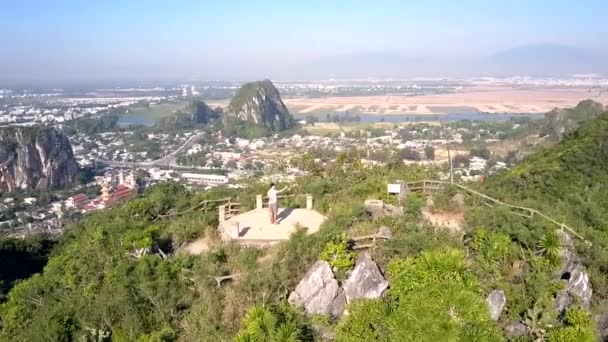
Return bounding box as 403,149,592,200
235,306,302,342
538,231,562,266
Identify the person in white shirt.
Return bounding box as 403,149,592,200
267,182,288,224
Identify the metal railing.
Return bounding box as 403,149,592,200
404,180,590,245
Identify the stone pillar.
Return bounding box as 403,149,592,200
219,205,226,222
306,195,313,210
256,195,263,210
230,221,240,238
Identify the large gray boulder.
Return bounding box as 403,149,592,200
554,230,592,313
343,254,388,303
486,290,506,321
505,321,529,337
376,226,392,239
288,260,345,317
364,200,403,220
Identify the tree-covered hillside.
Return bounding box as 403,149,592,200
483,111,608,327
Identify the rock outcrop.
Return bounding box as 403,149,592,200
288,260,346,317
289,255,388,317
0,126,78,192
343,254,388,304
226,80,294,131
184,100,220,124
554,230,592,313
505,321,529,337
486,290,506,321
364,199,404,220
541,99,604,139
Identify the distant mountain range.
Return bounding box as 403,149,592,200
482,44,607,76
300,44,608,78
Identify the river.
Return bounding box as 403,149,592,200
294,112,545,123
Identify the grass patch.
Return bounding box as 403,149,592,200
126,102,188,122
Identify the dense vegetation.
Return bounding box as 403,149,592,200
156,101,221,131
483,111,608,326
0,236,55,300
2,106,608,341
63,113,122,135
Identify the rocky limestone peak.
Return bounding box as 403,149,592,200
184,100,219,124
0,126,78,192
227,80,294,131
542,99,605,139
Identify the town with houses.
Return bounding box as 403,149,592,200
0,117,518,238
1,76,601,238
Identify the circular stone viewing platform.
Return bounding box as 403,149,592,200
218,195,326,246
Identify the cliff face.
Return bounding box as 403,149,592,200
541,99,605,139
227,80,294,131
185,100,220,124
0,126,78,192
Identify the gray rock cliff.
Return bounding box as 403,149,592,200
0,126,77,192
554,230,592,313
226,80,294,131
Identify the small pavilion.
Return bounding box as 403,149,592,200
218,195,326,246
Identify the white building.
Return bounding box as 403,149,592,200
187,143,204,155
180,173,228,186
469,157,487,171
23,197,37,205
213,151,242,160
236,138,250,148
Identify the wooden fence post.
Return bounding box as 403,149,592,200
218,205,226,223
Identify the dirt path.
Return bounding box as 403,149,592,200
422,209,464,233
183,236,210,255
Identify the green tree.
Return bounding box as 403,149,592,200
424,145,435,160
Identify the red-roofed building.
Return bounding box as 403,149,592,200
113,184,136,202
65,193,89,209
80,172,139,212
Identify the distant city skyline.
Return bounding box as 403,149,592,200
1,0,607,83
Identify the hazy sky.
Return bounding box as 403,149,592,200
1,0,607,83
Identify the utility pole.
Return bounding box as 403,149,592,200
440,121,454,184
447,142,454,184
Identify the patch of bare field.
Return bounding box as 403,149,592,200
283,86,608,115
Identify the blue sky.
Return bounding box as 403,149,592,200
1,0,607,82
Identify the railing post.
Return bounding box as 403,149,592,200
219,205,226,223
256,195,263,210
306,195,313,210
230,221,240,238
